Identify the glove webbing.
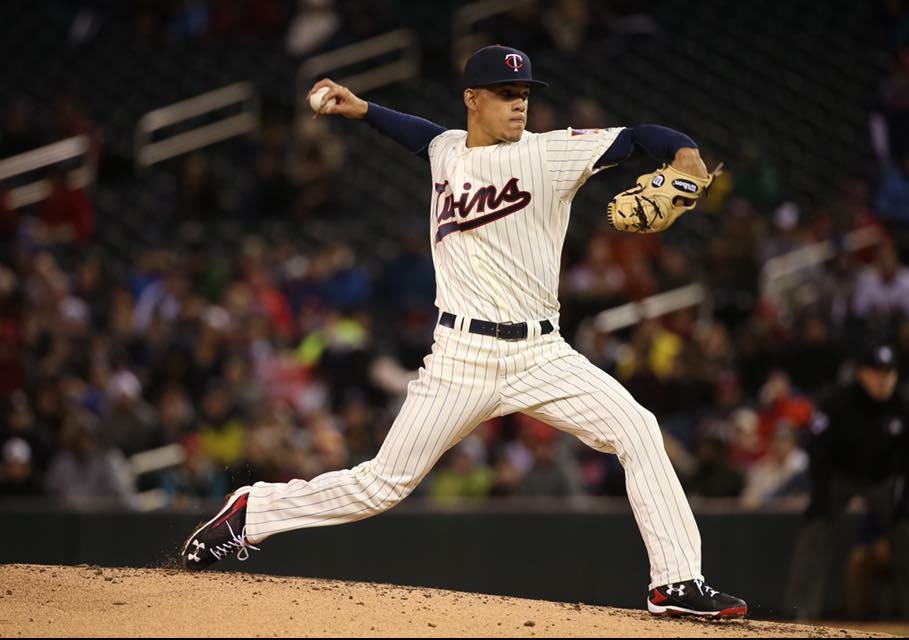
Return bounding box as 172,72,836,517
634,195,662,231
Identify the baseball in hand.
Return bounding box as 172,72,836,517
309,87,336,114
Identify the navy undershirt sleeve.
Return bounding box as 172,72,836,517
363,102,446,161
596,124,696,167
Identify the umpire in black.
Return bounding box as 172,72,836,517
785,341,909,619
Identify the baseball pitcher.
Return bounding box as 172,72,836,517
180,45,746,619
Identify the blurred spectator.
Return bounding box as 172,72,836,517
161,434,228,508
318,243,371,311
728,407,762,470
498,416,537,482
39,168,94,246
706,198,762,328
0,391,53,473
230,403,303,486
307,420,350,477
684,434,745,498
754,370,814,459
491,450,524,496
31,376,66,439
133,266,190,333
299,310,374,409
156,384,196,444
739,423,809,509
45,409,136,508
736,306,790,397
71,254,108,330
875,150,909,223
430,438,493,504
543,0,592,54
573,321,621,376
99,369,159,456
0,266,24,395
564,232,626,333
338,394,379,464
516,430,583,498
375,230,435,316
197,381,248,467
853,241,909,330
285,0,341,57
758,201,806,264
223,353,263,417
373,226,438,372
243,255,294,342
53,98,103,171
806,245,859,329
784,313,845,395
785,341,909,619
570,97,609,130
0,438,42,497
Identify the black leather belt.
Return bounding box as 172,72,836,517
439,311,554,341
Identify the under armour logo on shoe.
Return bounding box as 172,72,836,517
694,579,718,597
187,540,205,563
665,584,685,596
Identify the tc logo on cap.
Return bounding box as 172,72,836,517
504,53,524,72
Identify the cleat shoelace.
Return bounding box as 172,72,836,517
693,579,719,597
209,522,260,562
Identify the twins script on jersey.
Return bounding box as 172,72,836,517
427,127,622,323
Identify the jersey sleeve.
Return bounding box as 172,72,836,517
543,127,624,201
363,103,446,161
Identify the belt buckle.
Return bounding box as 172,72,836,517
496,322,520,341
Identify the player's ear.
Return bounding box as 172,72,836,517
464,88,478,112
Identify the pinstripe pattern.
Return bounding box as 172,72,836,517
427,127,621,323
242,124,703,591
245,326,502,539
497,333,702,589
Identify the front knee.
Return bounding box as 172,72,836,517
374,478,414,510
355,461,418,510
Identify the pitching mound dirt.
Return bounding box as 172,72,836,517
0,564,894,637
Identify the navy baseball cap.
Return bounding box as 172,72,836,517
856,341,898,370
462,45,549,91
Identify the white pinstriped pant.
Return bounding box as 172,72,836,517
245,320,703,589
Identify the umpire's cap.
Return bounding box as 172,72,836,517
462,45,549,91
855,340,898,370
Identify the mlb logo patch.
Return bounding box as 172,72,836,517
570,128,604,136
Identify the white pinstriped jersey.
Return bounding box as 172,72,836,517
427,127,623,323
